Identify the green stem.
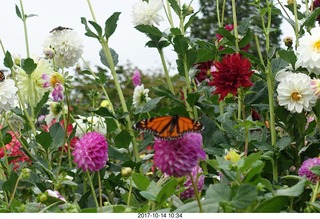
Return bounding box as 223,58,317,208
231,0,239,50
97,171,103,212
127,175,133,207
189,173,203,213
310,181,320,203
8,174,22,207
164,0,174,28
216,0,221,27
158,48,174,94
86,0,97,22
221,0,226,27
87,171,99,209
293,0,300,48
240,89,249,156
19,0,30,58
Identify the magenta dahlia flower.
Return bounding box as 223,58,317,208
180,165,205,199
72,131,108,172
132,69,141,87
153,133,206,177
298,157,320,183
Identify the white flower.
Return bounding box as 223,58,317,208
277,72,316,113
17,58,54,107
296,27,320,74
132,0,164,26
275,65,294,82
45,102,66,125
43,29,83,68
73,115,107,137
133,84,151,108
0,79,18,112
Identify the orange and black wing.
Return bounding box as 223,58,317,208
133,115,203,140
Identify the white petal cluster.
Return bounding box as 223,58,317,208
73,115,107,137
43,30,83,68
277,72,316,113
132,0,164,26
0,79,18,112
296,27,320,74
133,84,151,108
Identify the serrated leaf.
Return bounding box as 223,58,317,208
4,51,13,68
3,171,18,193
205,183,231,202
277,50,297,68
254,196,288,212
105,12,121,38
21,58,37,75
134,97,164,114
275,179,306,197
135,24,162,37
230,184,258,209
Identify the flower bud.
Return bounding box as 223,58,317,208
287,0,294,5
38,194,48,203
21,168,31,179
43,47,55,59
121,167,133,177
182,4,194,16
283,36,293,48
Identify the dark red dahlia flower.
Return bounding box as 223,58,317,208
208,53,254,101
193,60,215,83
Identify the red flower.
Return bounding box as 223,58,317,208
208,53,254,101
0,131,31,170
193,60,215,83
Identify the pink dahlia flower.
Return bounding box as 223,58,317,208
132,69,141,87
180,165,205,199
153,133,206,177
72,131,108,172
298,157,320,183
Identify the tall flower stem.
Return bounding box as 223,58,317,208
231,0,239,51
189,173,203,213
164,0,174,28
239,89,249,156
260,0,278,182
8,174,23,208
293,0,300,48
158,48,175,94
310,181,320,203
97,171,103,212
86,1,139,161
19,0,30,58
87,171,99,209
127,175,133,207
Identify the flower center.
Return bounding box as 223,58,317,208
313,40,320,51
291,91,302,101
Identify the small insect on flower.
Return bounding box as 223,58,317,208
0,71,5,82
50,26,73,33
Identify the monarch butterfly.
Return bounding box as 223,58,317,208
133,115,203,140
0,71,5,82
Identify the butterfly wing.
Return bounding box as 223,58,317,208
133,115,203,140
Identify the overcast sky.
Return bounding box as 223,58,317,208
0,0,200,73
0,0,294,74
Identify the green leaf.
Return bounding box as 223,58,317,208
140,181,161,201
243,160,264,183
132,172,150,191
93,107,116,119
49,123,65,149
15,5,22,19
254,196,288,212
205,183,231,202
88,20,102,37
173,199,219,213
114,130,132,149
21,58,37,75
36,131,52,152
99,48,119,68
277,50,297,68
168,0,181,16
275,179,306,197
134,97,164,114
275,136,291,151
301,7,320,30
3,171,18,193
135,25,162,37
195,48,215,63
156,179,178,204
4,51,13,68
239,151,262,172
310,166,320,176
230,184,258,209
34,92,49,118
173,35,188,56
81,17,99,39
104,12,121,38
